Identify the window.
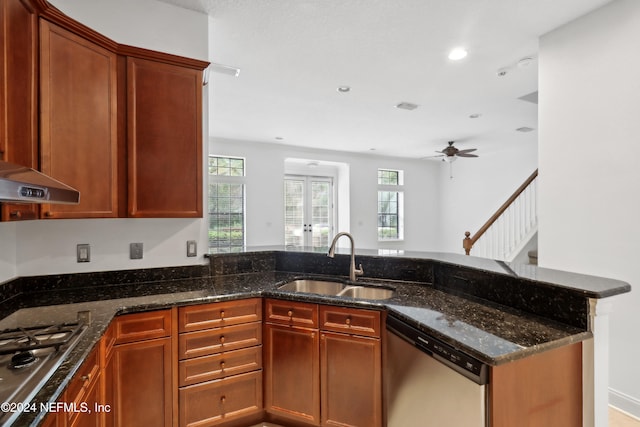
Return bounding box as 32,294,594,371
208,156,245,253
377,169,404,240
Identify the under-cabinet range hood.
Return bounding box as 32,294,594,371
0,160,80,204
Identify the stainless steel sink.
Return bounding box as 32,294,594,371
278,279,346,295
337,286,394,300
278,279,394,300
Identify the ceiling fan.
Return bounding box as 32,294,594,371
424,141,479,179
430,141,479,163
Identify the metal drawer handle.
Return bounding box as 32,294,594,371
220,335,225,344
220,361,225,370
287,310,293,318
220,310,225,320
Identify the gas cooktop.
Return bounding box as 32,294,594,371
0,320,87,425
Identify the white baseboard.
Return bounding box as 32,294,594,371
610,388,640,420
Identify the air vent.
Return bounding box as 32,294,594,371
516,127,535,133
395,102,418,111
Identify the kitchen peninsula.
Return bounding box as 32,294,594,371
0,248,630,426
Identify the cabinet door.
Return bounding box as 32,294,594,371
39,19,120,218
126,57,202,218
0,0,38,220
64,346,101,427
105,337,173,427
320,332,382,427
264,323,320,425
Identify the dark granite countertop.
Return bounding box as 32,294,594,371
1,248,631,426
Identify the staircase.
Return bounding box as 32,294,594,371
463,170,538,262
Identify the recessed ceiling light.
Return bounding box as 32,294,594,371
395,102,418,111
448,47,468,61
275,136,284,140
469,113,482,119
337,86,351,93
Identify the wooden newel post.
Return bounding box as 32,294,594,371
463,231,472,255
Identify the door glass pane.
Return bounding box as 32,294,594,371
311,180,331,248
284,179,305,247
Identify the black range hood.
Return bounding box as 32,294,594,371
0,160,80,205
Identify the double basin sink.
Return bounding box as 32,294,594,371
278,279,394,300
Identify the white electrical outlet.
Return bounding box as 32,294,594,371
77,244,90,263
187,240,197,257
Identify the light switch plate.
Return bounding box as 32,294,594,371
77,244,90,263
187,240,197,257
130,242,143,260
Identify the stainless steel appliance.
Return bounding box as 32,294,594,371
385,315,489,427
0,320,87,425
0,160,80,204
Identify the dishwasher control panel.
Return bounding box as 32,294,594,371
386,315,489,385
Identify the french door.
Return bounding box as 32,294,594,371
284,176,334,248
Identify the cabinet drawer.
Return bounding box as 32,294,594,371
112,309,172,345
264,299,318,328
179,298,262,332
179,345,262,387
320,305,381,338
179,322,261,360
179,370,263,427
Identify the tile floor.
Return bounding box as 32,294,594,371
610,407,640,427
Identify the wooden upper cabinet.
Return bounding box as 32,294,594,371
39,19,120,218
0,0,39,221
127,56,203,218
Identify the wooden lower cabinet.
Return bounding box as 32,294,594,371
177,299,263,427
264,322,320,425
263,299,382,427
104,309,173,427
320,332,381,426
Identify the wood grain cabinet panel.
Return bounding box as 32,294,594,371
179,299,262,333
320,332,382,427
126,56,203,218
104,309,174,427
263,321,320,425
39,19,120,219
178,301,263,427
0,0,39,221
64,346,101,427
179,321,261,360
490,342,582,427
319,305,381,338
179,371,262,427
105,336,173,427
264,299,318,328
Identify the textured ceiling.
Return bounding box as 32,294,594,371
158,0,612,159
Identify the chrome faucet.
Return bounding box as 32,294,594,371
327,232,364,281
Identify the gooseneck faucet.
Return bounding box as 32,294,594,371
327,232,364,281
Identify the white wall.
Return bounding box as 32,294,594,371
435,135,538,254
539,0,640,418
210,137,443,252
0,0,211,279
0,223,17,282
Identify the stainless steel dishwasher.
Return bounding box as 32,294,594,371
385,315,489,427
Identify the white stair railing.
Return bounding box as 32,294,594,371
463,170,538,261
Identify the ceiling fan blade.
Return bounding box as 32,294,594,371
456,148,477,154
456,153,479,158
422,154,445,160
